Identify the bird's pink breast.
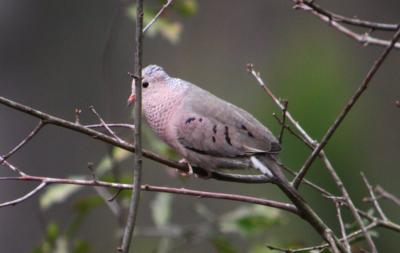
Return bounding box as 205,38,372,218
142,88,185,143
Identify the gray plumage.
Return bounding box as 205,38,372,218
132,65,284,179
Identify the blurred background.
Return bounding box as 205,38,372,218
0,0,399,252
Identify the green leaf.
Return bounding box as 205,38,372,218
73,195,103,215
210,236,237,253
151,192,173,227
127,5,183,44
249,244,274,253
174,0,198,16
73,240,91,253
39,147,130,210
40,183,82,210
220,205,281,237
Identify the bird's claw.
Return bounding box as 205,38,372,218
179,158,194,177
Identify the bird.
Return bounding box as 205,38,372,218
128,65,291,188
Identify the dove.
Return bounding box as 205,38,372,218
128,65,289,185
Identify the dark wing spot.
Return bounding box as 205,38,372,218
212,136,216,143
270,142,281,153
213,125,217,134
241,124,254,138
224,126,232,146
185,117,196,124
199,118,203,122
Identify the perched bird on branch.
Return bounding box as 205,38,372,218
128,65,294,192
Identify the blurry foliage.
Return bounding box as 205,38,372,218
127,0,198,44
220,205,282,237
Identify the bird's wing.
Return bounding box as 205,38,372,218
175,85,280,158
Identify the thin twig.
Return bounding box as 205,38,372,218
278,100,288,144
89,106,126,144
0,175,299,214
334,200,351,253
298,0,398,31
292,1,400,49
293,27,400,189
375,185,400,206
0,155,27,176
85,123,135,130
2,121,45,160
120,0,144,251
361,173,388,221
267,221,379,253
0,181,47,208
143,0,174,33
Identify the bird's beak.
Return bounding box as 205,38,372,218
127,94,135,107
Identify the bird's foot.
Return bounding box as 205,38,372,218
178,158,194,177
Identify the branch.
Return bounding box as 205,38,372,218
0,181,46,208
293,0,400,49
293,27,400,188
361,173,388,221
375,185,400,206
85,123,135,130
120,0,144,251
2,120,44,160
0,175,299,215
267,221,380,253
0,96,272,184
334,198,351,253
89,106,127,144
298,0,398,31
143,0,174,33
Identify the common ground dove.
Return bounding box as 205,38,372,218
128,65,288,183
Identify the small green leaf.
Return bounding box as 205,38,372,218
73,195,103,215
220,205,281,236
73,240,91,253
151,193,173,227
39,147,130,210
210,236,237,253
127,5,183,44
40,183,82,210
249,244,274,253
175,0,198,16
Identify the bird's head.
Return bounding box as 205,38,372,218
127,65,170,106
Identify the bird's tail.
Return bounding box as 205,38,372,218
251,155,304,202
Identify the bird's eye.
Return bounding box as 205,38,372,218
142,82,149,88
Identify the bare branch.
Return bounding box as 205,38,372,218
0,155,27,176
120,0,144,251
267,221,380,253
292,0,400,49
0,175,299,214
278,100,288,144
294,27,400,189
89,106,127,144
143,0,174,33
0,181,46,208
375,185,400,206
297,0,398,31
361,173,388,221
2,121,44,160
85,123,135,130
334,200,351,253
